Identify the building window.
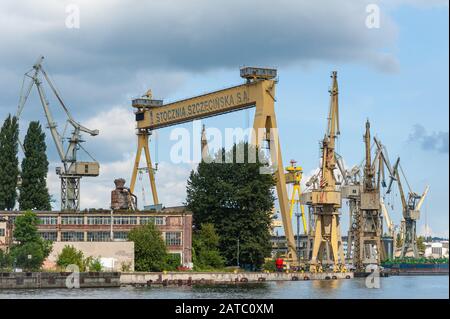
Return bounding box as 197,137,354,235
140,216,165,225
61,231,84,242
432,247,442,255
39,216,58,225
87,216,111,225
0,228,5,236
87,231,111,242
61,216,84,225
40,232,57,241
165,232,182,246
114,216,137,225
113,232,129,240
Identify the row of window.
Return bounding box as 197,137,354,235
37,216,167,225
38,231,182,245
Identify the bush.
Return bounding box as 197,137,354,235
0,249,12,271
56,245,103,272
56,245,85,271
87,257,103,272
165,253,181,271
262,259,277,272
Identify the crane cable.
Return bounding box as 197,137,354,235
399,163,413,194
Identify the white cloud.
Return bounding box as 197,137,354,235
47,157,194,210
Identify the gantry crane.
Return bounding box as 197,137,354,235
301,71,345,272
130,67,298,262
387,158,429,258
16,56,99,211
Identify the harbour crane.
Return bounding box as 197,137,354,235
301,71,346,272
340,123,397,269
387,158,429,258
16,56,99,211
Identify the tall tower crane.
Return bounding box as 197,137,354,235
301,71,345,272
16,56,99,211
387,159,429,258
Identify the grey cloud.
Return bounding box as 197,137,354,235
408,124,449,154
0,0,400,117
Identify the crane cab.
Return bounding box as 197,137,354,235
56,162,100,177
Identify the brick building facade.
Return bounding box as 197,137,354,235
0,206,193,267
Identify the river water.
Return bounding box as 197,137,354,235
0,276,448,299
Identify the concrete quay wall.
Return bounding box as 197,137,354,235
0,272,120,289
120,271,353,286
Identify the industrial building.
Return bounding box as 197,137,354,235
0,207,193,269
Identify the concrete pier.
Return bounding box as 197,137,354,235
120,271,353,286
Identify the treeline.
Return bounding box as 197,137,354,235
0,115,51,211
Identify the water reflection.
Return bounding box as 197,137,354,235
0,276,447,299
312,279,342,290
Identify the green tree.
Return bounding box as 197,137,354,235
18,121,51,211
0,249,12,271
56,245,85,271
192,223,224,270
417,236,426,254
128,223,170,272
186,142,274,269
0,115,20,210
10,211,52,271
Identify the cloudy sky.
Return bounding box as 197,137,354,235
0,0,448,237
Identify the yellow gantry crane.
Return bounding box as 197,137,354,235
285,160,308,234
130,67,298,262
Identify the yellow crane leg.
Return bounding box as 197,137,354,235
143,138,159,205
130,131,159,206
130,136,143,195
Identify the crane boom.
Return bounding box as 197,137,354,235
416,185,430,211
